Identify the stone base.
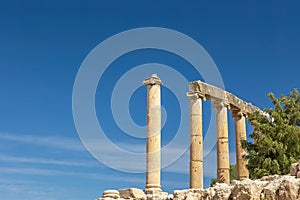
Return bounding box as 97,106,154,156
144,186,162,195
119,188,146,199
102,190,120,199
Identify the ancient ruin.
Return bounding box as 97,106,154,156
188,80,260,187
100,174,300,200
98,74,269,200
142,74,261,191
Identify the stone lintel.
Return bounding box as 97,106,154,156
190,80,261,115
186,91,206,100
143,73,162,85
189,81,226,101
212,98,229,110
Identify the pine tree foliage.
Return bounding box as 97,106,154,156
242,89,300,179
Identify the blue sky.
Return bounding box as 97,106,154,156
1,1,300,199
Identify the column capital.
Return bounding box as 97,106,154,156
212,99,229,110
232,109,247,119
143,73,162,86
186,92,206,100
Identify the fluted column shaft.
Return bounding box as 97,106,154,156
187,92,204,189
232,111,249,179
213,100,230,184
143,74,162,193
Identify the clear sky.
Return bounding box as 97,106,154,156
0,1,300,200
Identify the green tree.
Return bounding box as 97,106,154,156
242,89,300,179
210,165,237,186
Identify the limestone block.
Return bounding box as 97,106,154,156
173,189,188,200
186,189,204,200
167,194,173,200
184,194,196,200
202,183,232,200
212,183,233,199
231,179,267,200
100,174,300,200
103,190,120,195
145,188,162,195
290,163,298,176
146,193,168,200
119,188,146,199
260,188,276,200
276,179,299,200
103,190,120,199
102,195,120,199
189,80,261,114
261,175,280,181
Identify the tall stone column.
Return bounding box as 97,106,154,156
187,92,204,189
143,74,162,194
232,110,249,180
212,99,230,184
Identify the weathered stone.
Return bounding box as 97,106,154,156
145,188,163,195
103,194,120,199
119,188,146,200
211,183,233,199
185,194,197,200
146,191,168,200
99,198,116,200
290,163,298,176
213,100,230,184
260,188,276,200
102,190,120,199
147,193,167,200
185,189,204,200
261,174,280,181
276,179,299,199
144,74,162,192
103,190,120,195
231,179,267,200
259,176,282,200
187,92,204,189
167,194,173,200
232,110,249,180
189,80,261,114
173,189,188,200
100,173,300,200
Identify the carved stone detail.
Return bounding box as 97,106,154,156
143,73,162,86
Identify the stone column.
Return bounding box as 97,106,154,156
187,92,204,189
143,74,162,194
212,99,230,184
232,110,249,180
